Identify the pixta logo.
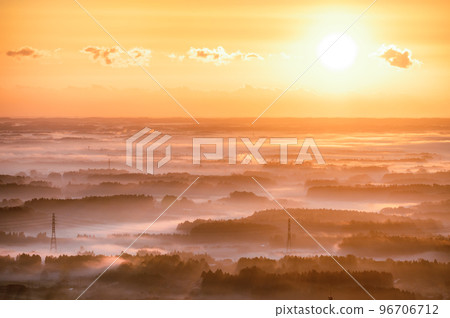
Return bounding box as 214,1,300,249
126,127,172,175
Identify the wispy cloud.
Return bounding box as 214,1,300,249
81,46,151,67
172,46,264,65
168,53,185,62
374,44,420,69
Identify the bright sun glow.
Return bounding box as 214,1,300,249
317,33,358,70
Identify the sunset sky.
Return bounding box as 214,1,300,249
1,0,449,119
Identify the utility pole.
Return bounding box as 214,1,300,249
286,218,292,254
50,213,57,252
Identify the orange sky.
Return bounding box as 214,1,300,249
0,0,449,118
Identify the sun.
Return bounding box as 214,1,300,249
317,33,358,70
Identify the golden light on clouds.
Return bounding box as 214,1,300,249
81,46,152,67
6,46,60,60
374,44,419,69
0,0,449,117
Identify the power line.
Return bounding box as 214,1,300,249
286,218,292,254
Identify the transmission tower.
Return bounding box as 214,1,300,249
286,218,292,254
50,213,57,252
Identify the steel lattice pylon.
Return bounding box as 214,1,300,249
50,213,57,252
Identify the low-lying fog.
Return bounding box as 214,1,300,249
0,118,449,299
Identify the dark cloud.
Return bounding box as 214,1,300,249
6,46,55,59
375,45,419,69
